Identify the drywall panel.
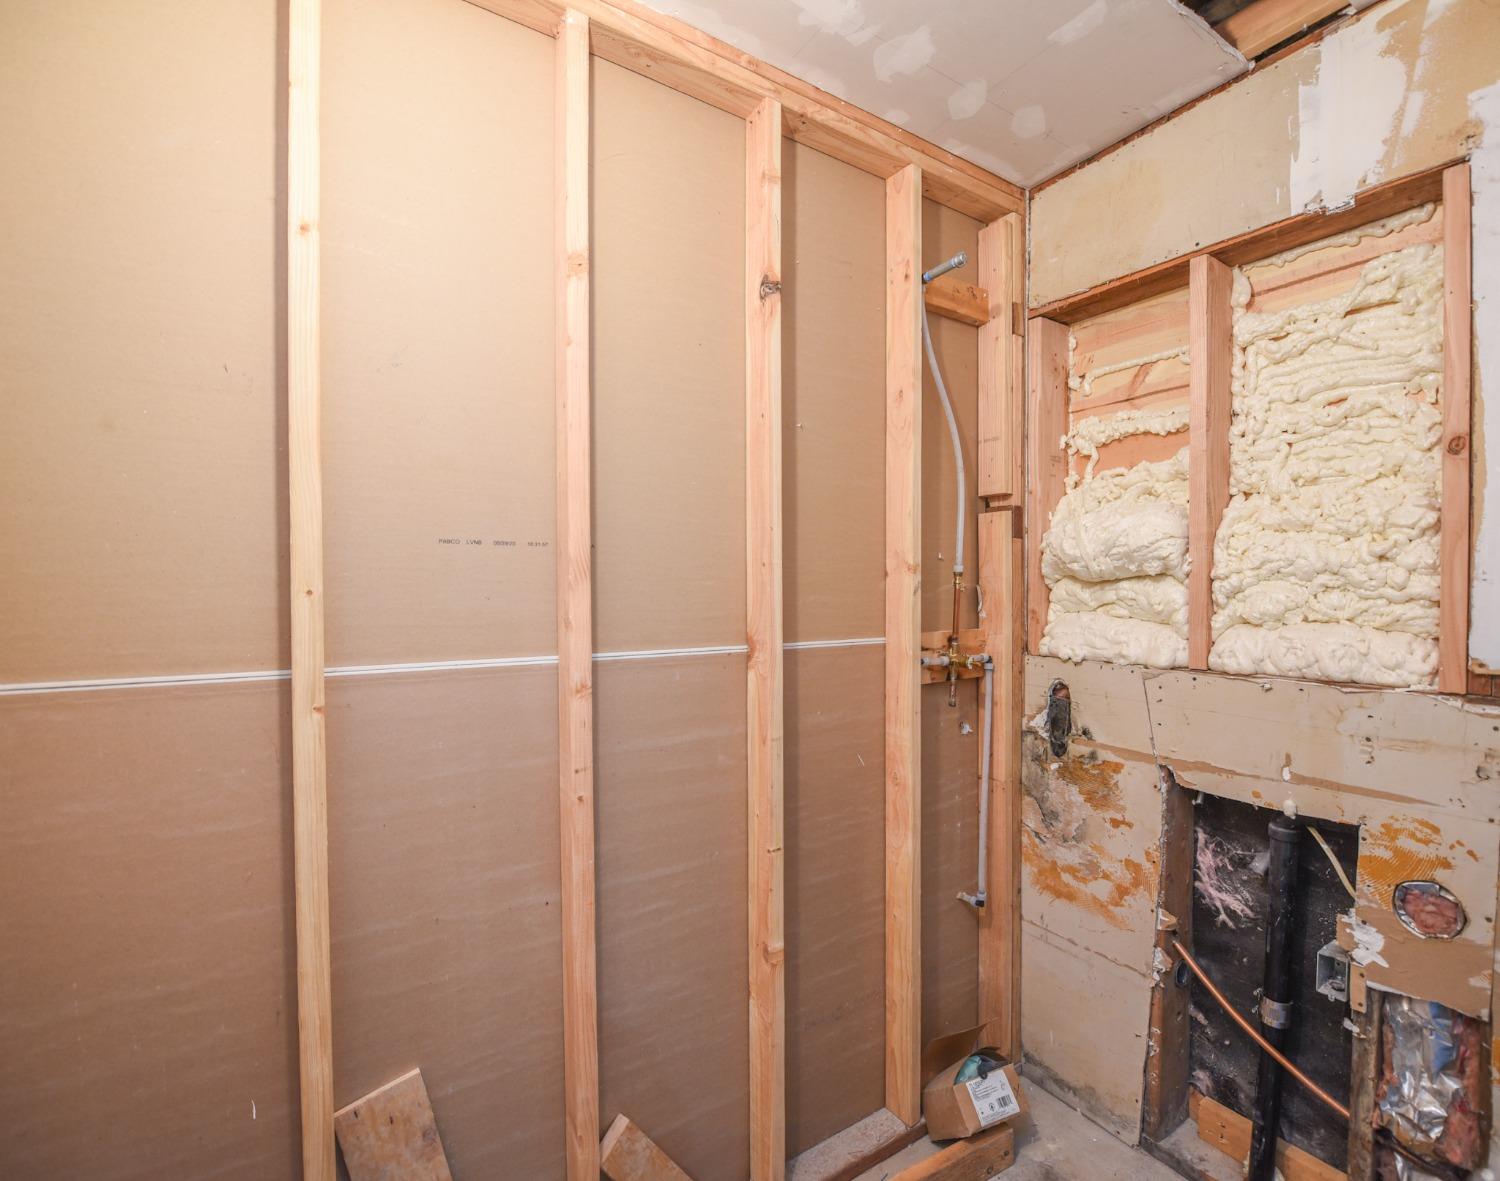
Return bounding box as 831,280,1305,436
917,202,986,1045
0,1,282,682
782,142,885,645
0,682,297,1180
592,61,745,653
321,0,555,666
326,666,564,1179
596,653,749,1181
1031,0,1500,306
784,645,886,1155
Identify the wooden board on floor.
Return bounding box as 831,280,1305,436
890,1123,1015,1181
600,1115,695,1181
333,1069,453,1181
1191,1090,1345,1181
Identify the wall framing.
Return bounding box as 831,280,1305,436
287,1,335,1178
883,163,924,1128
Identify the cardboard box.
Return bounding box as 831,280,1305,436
921,1025,1029,1142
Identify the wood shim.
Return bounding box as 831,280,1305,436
1191,1090,1345,1181
600,1115,695,1181
333,1069,453,1181
888,1123,1015,1181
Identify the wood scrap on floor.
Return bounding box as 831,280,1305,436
332,1068,452,1181
600,1114,695,1181
1191,1090,1345,1181
887,1123,1015,1181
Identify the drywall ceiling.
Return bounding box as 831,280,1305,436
638,0,1247,186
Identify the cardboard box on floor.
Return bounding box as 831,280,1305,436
922,1024,1028,1141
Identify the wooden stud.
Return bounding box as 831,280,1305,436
884,163,923,1127
977,508,1024,1059
333,1069,453,1181
1214,0,1346,59
1024,319,1069,653
887,1123,1016,1181
287,1,334,1177
923,276,990,327
745,96,785,1181
978,214,1024,501
1192,1091,1346,1181
601,1115,695,1181
1188,255,1233,671
1440,163,1472,694
461,0,1023,221
1345,990,1383,1180
556,12,600,1181
1142,773,1194,1141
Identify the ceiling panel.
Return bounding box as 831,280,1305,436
638,0,1246,186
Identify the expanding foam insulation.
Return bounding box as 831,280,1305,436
320,2,565,1175
592,62,749,1181
321,0,555,666
0,0,283,681
0,5,297,1180
1,684,298,1181
781,142,886,1154
920,202,983,1042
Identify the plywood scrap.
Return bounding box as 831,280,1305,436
601,1114,695,1181
333,1069,452,1181
1190,1090,1345,1181
888,1123,1015,1180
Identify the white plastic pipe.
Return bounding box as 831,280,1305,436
921,275,966,578
959,656,994,910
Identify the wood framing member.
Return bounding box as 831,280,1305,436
923,276,990,327
977,508,1023,1059
1143,772,1194,1141
884,163,923,1127
1193,1091,1345,1181
459,0,1021,221
745,96,786,1181
978,214,1025,501
1032,163,1449,324
1440,163,1472,694
1025,319,1069,653
1188,255,1232,670
1214,0,1346,59
555,12,600,1180
287,1,334,1178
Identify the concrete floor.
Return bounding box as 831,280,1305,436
854,1082,1187,1181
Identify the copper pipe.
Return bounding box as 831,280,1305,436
949,573,963,649
1170,939,1350,1120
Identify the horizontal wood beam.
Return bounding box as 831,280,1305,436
1031,163,1449,324
460,0,1024,221
1215,0,1346,59
923,276,990,327
887,1123,1015,1181
1192,1091,1345,1181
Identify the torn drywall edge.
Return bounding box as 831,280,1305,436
1165,0,1250,68
1468,80,1500,667
1290,8,1408,213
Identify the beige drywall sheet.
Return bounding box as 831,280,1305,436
782,141,886,645
592,60,746,653
781,141,887,1155
0,682,298,1181
1031,0,1500,307
920,202,983,634
784,645,886,1155
0,1,283,682
596,654,750,1181
321,0,555,666
327,666,564,1179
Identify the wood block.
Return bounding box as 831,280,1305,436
333,1068,452,1181
601,1114,695,1181
925,276,991,327
1191,1089,1345,1181
889,1124,1015,1181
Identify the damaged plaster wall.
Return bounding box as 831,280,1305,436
1031,0,1500,306
1020,654,1500,1149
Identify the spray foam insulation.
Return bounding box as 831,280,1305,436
1040,289,1191,669
1209,204,1445,687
